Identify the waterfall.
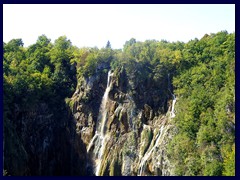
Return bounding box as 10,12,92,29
170,95,176,118
138,125,168,176
87,133,98,152
168,73,176,118
137,73,176,176
98,70,114,136
87,70,114,176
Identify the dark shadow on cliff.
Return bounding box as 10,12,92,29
3,96,92,175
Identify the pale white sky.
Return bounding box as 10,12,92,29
3,4,235,49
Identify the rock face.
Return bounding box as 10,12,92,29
4,100,89,175
4,63,177,176
69,66,177,176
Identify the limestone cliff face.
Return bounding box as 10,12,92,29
69,66,177,176
4,63,177,176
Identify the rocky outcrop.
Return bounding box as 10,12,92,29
4,62,177,176
69,65,177,176
4,101,89,176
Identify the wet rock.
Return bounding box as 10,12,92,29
54,65,175,176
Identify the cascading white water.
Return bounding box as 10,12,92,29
99,71,113,136
87,70,114,176
170,95,176,118
137,74,177,176
138,125,166,176
168,73,177,118
87,133,98,152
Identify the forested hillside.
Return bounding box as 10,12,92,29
3,31,235,176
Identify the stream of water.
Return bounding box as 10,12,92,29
87,70,113,176
137,74,176,175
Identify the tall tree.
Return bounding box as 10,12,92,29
106,40,111,49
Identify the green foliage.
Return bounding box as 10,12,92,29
3,35,77,114
72,46,114,77
3,31,235,176
222,144,235,176
168,31,235,176
167,132,198,175
26,35,52,73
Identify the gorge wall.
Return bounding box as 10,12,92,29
3,89,90,175
68,64,177,176
4,63,177,176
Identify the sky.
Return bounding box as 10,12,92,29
3,4,235,49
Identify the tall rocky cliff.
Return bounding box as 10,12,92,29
4,64,177,176
4,94,89,175
68,64,177,176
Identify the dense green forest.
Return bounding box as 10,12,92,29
3,31,235,176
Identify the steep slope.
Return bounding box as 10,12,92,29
3,100,89,175
69,65,177,176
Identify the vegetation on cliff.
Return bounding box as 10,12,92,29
3,31,235,176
